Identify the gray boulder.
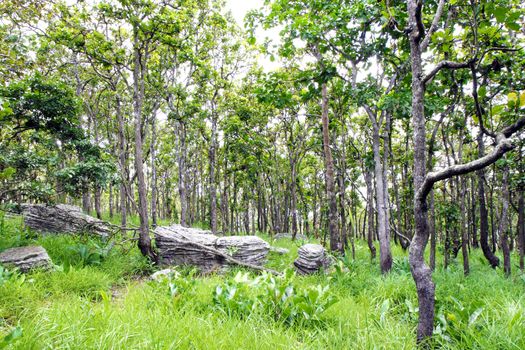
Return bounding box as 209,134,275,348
21,204,111,237
270,246,290,255
293,244,330,275
0,246,52,272
150,268,177,281
155,224,270,273
274,232,307,240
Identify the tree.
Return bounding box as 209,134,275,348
406,0,525,342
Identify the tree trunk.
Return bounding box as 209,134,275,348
364,168,377,259
132,25,155,260
177,121,188,227
319,81,340,252
499,163,511,276
407,1,435,341
116,96,127,227
210,114,218,234
477,131,500,268
372,125,392,272
151,114,158,227
290,160,298,239
518,190,525,271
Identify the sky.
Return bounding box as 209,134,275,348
226,0,260,26
225,0,282,71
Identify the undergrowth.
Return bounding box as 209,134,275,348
0,214,524,349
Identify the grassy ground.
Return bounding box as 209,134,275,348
1,214,524,349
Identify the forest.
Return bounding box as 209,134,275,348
0,0,525,348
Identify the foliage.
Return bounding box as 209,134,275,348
0,216,524,348
213,270,337,325
0,74,115,202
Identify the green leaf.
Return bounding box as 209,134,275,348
493,7,507,23
506,22,521,31
478,86,487,99
2,326,23,345
468,307,483,326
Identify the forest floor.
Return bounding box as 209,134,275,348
1,214,524,349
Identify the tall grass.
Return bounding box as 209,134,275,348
0,214,524,349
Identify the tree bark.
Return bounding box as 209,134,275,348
116,96,127,228
518,190,525,272
320,81,340,252
209,112,218,234
132,24,155,260
371,123,392,272
364,168,377,259
407,1,435,341
477,131,500,268
151,113,158,227
499,163,511,276
177,121,188,227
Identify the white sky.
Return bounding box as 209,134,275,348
226,0,260,26
225,0,282,71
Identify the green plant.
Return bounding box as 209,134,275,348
434,296,485,343
212,270,336,326
392,257,411,275
154,269,197,298
0,326,23,349
68,242,111,267
260,271,336,325
213,272,258,318
0,266,24,287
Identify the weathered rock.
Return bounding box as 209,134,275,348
21,204,111,237
293,244,330,275
0,246,52,272
270,246,290,255
150,268,176,281
274,232,307,240
155,224,270,273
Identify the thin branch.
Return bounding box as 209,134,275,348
417,120,525,202
420,0,447,52
423,60,473,85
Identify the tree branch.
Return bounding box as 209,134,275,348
423,60,473,85
420,0,447,52
416,121,525,202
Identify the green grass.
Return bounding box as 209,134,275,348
1,214,524,349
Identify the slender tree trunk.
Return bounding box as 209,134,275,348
364,168,377,259
337,167,347,251
109,183,114,219
312,46,340,252
471,176,478,247
429,189,436,270
319,81,340,252
518,190,525,271
132,25,154,260
477,131,500,268
461,176,470,275
116,96,127,227
407,2,435,340
177,121,188,227
499,163,511,276
290,160,298,239
94,187,102,220
210,113,218,234
372,125,392,272
150,114,158,227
